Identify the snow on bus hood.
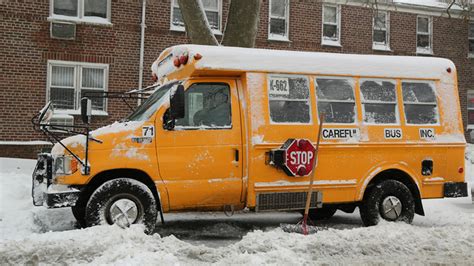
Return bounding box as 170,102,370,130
51,121,145,155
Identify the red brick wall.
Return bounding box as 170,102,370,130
0,145,52,159
0,0,472,158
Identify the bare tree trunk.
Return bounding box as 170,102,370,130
178,0,218,45
221,0,261,47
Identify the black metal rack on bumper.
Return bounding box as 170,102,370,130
32,153,81,208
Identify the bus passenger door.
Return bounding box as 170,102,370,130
155,80,243,210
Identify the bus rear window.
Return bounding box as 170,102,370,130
316,78,356,123
402,82,438,124
267,75,311,124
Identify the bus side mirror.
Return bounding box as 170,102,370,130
81,97,92,124
170,85,185,119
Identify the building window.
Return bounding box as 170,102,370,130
170,0,222,34
469,22,474,57
373,11,390,51
268,0,289,41
316,77,356,124
50,0,110,23
267,75,311,124
47,61,108,114
468,90,474,128
402,81,438,124
322,5,341,46
416,16,432,54
360,80,398,124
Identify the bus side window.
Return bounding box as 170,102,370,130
175,83,232,128
402,82,438,124
315,78,356,123
267,75,311,123
360,80,398,124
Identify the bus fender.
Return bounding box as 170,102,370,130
357,163,424,216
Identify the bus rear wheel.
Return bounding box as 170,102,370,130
84,178,157,234
360,180,415,226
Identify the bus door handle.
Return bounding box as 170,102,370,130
234,149,239,162
232,149,239,167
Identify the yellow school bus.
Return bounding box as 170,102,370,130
32,45,468,233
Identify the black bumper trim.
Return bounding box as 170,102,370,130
45,190,81,208
444,182,468,198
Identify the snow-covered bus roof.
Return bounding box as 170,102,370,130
152,45,456,81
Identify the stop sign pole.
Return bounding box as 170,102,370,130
277,115,325,235
301,115,324,234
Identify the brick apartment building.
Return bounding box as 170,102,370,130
0,0,473,158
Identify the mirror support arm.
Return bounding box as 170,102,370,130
41,126,89,172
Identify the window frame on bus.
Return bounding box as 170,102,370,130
359,78,400,125
401,80,440,126
314,76,357,125
266,74,313,125
174,82,233,130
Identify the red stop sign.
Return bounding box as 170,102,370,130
279,139,316,177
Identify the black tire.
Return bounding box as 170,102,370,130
307,206,337,221
71,203,86,228
359,179,415,226
71,190,88,228
85,178,157,234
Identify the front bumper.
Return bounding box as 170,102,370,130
444,182,468,198
32,153,81,208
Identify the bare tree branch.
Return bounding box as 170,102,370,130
446,0,455,18
221,0,261,47
178,0,219,46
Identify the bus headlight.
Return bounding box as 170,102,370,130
53,155,78,175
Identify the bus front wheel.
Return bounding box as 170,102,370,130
84,178,157,234
360,180,415,226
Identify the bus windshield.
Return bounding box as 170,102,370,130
127,81,179,121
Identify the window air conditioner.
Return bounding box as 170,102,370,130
50,21,76,40
47,114,74,133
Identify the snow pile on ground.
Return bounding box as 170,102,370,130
0,146,473,264
0,158,75,239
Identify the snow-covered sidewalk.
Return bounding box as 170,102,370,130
0,146,473,265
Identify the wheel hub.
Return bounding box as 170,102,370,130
381,196,402,220
109,198,139,227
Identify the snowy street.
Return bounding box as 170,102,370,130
1,146,473,265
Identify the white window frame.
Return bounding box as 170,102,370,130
372,11,391,51
267,74,312,125
321,4,341,47
49,0,111,25
416,15,433,55
401,80,440,126
268,0,290,41
468,90,474,129
47,60,109,116
359,79,399,125
170,0,223,35
315,76,357,125
469,22,474,58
